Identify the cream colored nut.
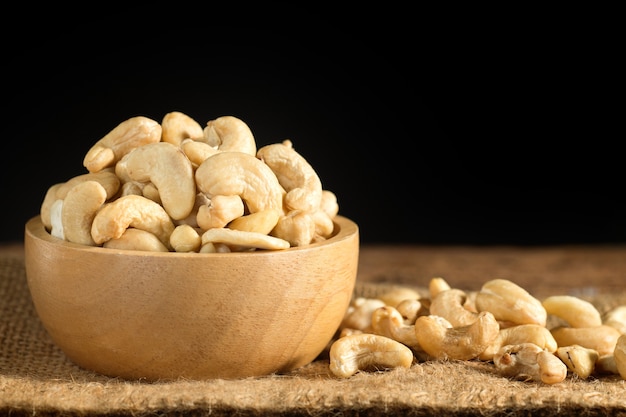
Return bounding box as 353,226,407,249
91,195,175,249
395,299,424,325
40,183,63,230
429,277,451,299
103,228,169,252
320,189,339,219
341,297,386,332
613,334,626,380
201,227,290,251
329,333,414,378
479,323,558,361
475,278,547,327
120,181,143,197
227,209,281,235
203,115,256,156
311,209,335,239
257,140,323,212
429,288,479,327
551,325,621,356
603,305,626,335
414,311,500,361
181,138,218,167
161,111,204,146
556,344,599,379
542,295,602,328
196,195,245,230
170,224,202,253
115,142,196,220
494,343,567,384
271,210,316,247
377,287,423,310
61,181,108,246
139,183,161,205
83,116,162,173
594,354,619,375
49,199,64,240
195,151,284,214
55,169,121,201
370,306,420,349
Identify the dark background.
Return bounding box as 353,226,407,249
3,28,624,246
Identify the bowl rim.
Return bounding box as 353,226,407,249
25,215,359,257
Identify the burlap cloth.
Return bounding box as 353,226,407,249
1,245,625,416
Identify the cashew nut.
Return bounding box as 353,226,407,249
203,115,256,156
40,183,63,231
61,180,108,246
161,111,204,146
475,278,547,327
414,311,500,360
550,325,621,356
83,116,162,173
494,343,567,384
428,277,451,299
201,227,290,251
429,288,479,327
227,208,281,235
603,305,626,335
479,323,558,361
103,228,169,252
91,195,175,249
615,334,626,380
340,297,387,333
329,333,414,378
542,295,602,328
270,210,316,247
55,169,121,201
195,151,284,214
49,199,64,240
556,344,599,379
377,287,423,310
181,138,218,167
257,140,323,212
115,142,196,220
170,224,202,253
196,195,245,230
370,306,421,349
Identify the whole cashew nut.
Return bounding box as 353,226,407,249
161,111,204,146
475,279,547,327
370,305,421,349
83,116,162,173
257,140,323,212
429,288,479,327
494,343,567,384
414,311,500,360
61,180,108,246
479,323,558,361
542,295,603,328
91,195,175,249
550,324,621,357
103,228,169,252
115,142,196,220
195,151,284,214
203,115,257,156
329,333,414,378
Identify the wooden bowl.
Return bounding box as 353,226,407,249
24,215,359,381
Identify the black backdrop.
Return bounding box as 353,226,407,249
4,29,624,246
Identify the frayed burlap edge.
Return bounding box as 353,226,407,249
1,254,625,417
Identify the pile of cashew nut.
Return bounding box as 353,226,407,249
329,277,626,383
40,112,341,253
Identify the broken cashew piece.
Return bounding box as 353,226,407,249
542,295,602,328
556,344,599,379
271,210,316,247
61,180,108,246
83,116,162,173
196,195,245,230
475,278,547,327
257,140,323,212
329,333,414,378
91,195,175,249
201,227,290,251
414,311,500,361
103,228,169,252
195,151,284,214
161,111,204,146
494,343,567,384
115,142,196,220
203,115,256,156
479,323,558,361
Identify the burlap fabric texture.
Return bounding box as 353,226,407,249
1,252,625,417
